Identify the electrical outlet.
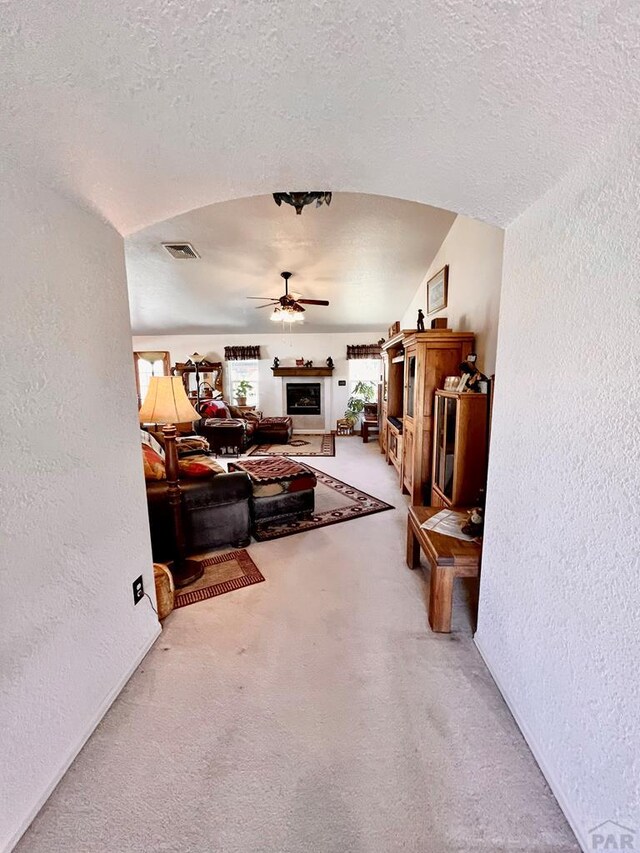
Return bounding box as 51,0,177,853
132,575,144,605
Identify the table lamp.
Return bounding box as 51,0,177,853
139,376,203,588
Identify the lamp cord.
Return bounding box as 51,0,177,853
144,592,158,616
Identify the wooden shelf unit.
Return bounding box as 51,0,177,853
380,331,411,479
382,330,475,504
431,390,488,508
401,331,475,505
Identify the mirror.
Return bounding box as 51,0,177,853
171,359,224,407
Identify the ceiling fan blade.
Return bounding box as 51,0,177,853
254,303,278,309
247,296,278,301
296,299,330,306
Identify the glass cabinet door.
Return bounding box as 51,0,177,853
443,397,457,499
406,354,416,418
435,395,447,489
435,395,458,499
383,357,388,402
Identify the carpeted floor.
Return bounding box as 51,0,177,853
16,439,578,853
252,464,392,541
247,432,335,457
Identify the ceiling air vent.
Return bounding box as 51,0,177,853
162,242,200,259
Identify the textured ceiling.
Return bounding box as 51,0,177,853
3,1,638,235
126,193,455,334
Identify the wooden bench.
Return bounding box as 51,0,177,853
406,505,481,633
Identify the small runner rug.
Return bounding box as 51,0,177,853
252,465,393,542
246,432,335,457
174,549,265,608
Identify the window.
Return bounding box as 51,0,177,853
348,358,381,393
134,351,170,407
346,358,380,424
227,360,260,407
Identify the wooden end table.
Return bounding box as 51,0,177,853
361,418,379,443
406,505,481,633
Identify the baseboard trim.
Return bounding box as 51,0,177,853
4,624,161,853
474,634,587,852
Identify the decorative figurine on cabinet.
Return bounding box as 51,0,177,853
462,488,486,537
462,506,485,538
417,309,425,332
272,357,280,369
458,352,489,393
304,360,313,368
326,356,335,369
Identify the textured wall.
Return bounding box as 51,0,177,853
0,173,160,852
476,126,640,849
132,331,385,426
401,216,504,375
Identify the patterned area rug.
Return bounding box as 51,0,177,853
252,465,393,541
246,433,335,457
174,549,265,608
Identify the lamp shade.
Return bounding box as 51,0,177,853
136,351,167,363
139,376,200,424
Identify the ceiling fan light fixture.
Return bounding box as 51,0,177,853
271,305,304,323
249,269,326,323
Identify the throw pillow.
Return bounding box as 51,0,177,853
199,400,231,419
142,443,166,480
178,454,226,479
140,428,165,458
175,436,210,456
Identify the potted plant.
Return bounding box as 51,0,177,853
344,380,376,431
235,380,253,407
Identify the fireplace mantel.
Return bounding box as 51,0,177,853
272,367,334,377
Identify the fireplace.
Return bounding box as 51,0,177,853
286,382,321,416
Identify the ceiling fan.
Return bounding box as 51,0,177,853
247,272,329,323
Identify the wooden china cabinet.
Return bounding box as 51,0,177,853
431,390,488,508
382,330,475,504
401,331,475,505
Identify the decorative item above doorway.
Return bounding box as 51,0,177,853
427,265,449,315
272,191,332,215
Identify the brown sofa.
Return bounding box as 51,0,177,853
141,429,252,560
195,400,293,452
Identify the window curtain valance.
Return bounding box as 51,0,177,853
224,346,261,361
346,344,382,360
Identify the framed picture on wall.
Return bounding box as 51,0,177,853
427,265,448,315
